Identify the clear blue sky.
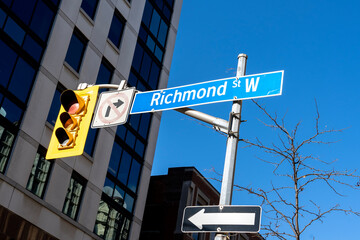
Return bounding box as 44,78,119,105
151,1,360,239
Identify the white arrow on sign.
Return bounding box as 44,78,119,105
188,208,255,230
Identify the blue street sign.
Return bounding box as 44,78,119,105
130,70,283,114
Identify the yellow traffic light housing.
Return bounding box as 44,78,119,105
46,86,99,159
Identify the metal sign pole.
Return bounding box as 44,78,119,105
215,54,247,240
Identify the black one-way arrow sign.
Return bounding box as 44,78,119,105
181,205,261,233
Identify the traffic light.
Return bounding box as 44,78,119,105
46,86,99,159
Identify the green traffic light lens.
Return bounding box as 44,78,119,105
55,128,73,146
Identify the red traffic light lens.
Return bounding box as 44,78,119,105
60,90,85,114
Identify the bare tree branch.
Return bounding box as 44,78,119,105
223,100,360,240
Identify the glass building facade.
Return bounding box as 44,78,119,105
0,0,182,239
0,0,59,174
94,0,175,239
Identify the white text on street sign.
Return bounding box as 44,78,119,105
181,205,261,233
130,70,283,114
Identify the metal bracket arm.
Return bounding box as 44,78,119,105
77,81,128,90
175,107,229,134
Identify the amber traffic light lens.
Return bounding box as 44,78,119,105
59,112,78,130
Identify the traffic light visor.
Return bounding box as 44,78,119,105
60,112,78,130
60,90,85,114
55,128,74,147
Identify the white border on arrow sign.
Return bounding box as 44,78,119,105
98,93,129,124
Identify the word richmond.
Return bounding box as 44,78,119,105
150,81,230,106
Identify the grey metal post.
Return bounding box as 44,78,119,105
215,54,247,240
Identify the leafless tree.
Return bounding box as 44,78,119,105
229,100,360,240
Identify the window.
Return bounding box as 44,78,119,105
65,29,87,72
139,1,172,63
94,200,131,239
30,0,55,41
62,171,86,220
0,124,16,173
0,0,59,173
96,59,114,86
107,144,142,196
47,84,65,125
0,39,18,88
8,58,36,103
11,0,37,24
81,0,99,19
94,0,176,238
0,95,23,173
0,39,36,104
26,146,52,198
131,44,161,90
84,127,98,156
84,59,114,156
108,11,125,48
4,17,25,45
0,0,58,61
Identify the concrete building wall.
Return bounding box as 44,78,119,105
0,0,182,239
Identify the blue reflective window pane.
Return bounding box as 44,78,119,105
81,0,98,19
127,160,140,192
146,36,155,52
30,0,54,41
148,61,160,89
125,131,136,148
132,44,143,72
137,80,146,92
127,72,137,88
50,0,59,6
154,45,163,62
8,58,35,103
84,128,98,156
117,151,131,184
103,177,115,197
109,142,122,176
4,18,25,45
163,5,171,21
149,10,160,37
166,0,174,8
142,2,152,27
139,51,151,80
129,114,140,130
158,20,168,47
47,88,61,125
96,62,112,85
1,98,22,125
114,185,125,204
0,8,6,27
124,194,134,212
2,0,12,7
135,140,145,157
0,40,17,88
139,113,151,139
139,27,147,43
155,0,163,10
65,33,86,72
11,0,36,24
108,14,124,48
116,125,126,140
23,35,43,62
